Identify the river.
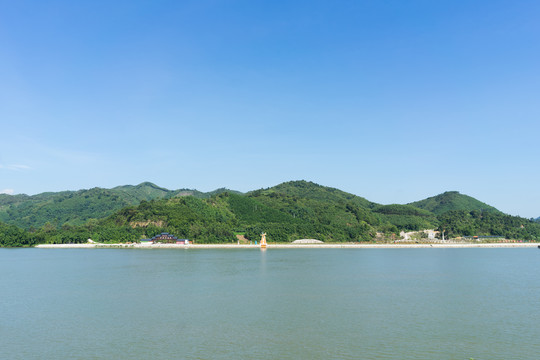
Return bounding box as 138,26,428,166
1,248,539,359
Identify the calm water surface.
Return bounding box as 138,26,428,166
1,248,539,359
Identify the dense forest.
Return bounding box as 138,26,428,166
437,210,540,240
1,181,539,247
409,191,501,215
0,182,238,229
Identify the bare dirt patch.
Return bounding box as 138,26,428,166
236,234,249,244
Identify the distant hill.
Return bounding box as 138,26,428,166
246,182,382,241
112,182,175,202
0,182,241,229
93,185,382,243
112,182,238,201
198,187,244,199
0,188,131,229
409,191,501,215
94,185,540,244
248,181,439,232
1,180,540,246
249,180,375,209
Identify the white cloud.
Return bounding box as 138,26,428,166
10,164,30,170
0,189,14,195
0,164,30,171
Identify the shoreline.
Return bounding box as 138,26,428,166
35,242,540,249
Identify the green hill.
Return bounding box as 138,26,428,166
200,187,244,198
2,180,539,247
251,181,437,232
246,184,380,242
92,187,381,244
251,181,379,221
250,180,375,209
409,191,501,215
0,182,241,229
38,182,387,245
112,182,174,202
0,188,131,229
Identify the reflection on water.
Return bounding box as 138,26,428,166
1,248,539,360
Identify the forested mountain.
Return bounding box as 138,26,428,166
409,191,501,215
100,184,382,244
0,182,238,229
246,182,381,241
1,180,539,247
112,182,176,202
250,180,375,209
0,188,130,229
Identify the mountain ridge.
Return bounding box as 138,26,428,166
1,180,539,246
0,182,240,229
0,180,531,232
408,191,501,215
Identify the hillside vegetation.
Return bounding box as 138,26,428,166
438,210,540,240
409,191,501,215
0,182,238,229
1,180,539,246
372,204,438,231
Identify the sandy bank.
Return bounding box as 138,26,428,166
35,243,540,249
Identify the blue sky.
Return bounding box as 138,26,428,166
1,0,539,217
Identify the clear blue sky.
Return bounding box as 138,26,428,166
1,0,539,217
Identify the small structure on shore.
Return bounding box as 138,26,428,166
292,239,324,244
260,233,267,248
141,233,189,245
